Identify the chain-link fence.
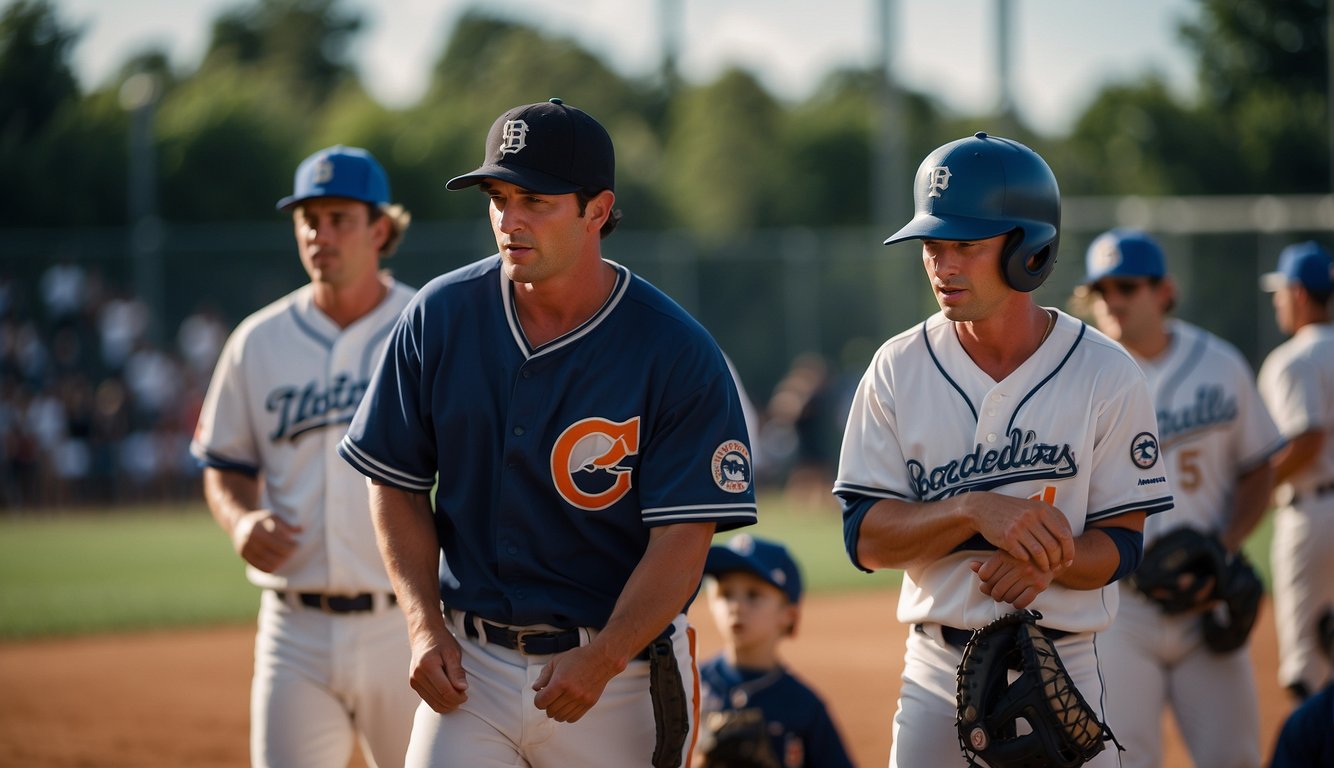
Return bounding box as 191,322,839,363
2,194,1330,509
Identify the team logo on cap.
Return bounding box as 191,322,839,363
499,119,529,155
712,440,752,493
313,158,335,184
1130,431,1160,469
1089,238,1122,275
926,166,952,198
551,416,640,510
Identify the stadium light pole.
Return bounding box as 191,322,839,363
874,0,912,331
120,72,164,346
658,0,682,95
995,0,1017,132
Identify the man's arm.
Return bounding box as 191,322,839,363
367,480,468,712
1271,429,1324,486
969,513,1146,607
532,521,716,723
202,467,300,573
1220,460,1276,553
855,491,1076,574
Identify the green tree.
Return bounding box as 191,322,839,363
0,0,79,148
0,0,93,225
1065,0,1330,194
199,0,362,107
154,66,304,221
661,68,787,238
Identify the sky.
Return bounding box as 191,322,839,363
57,0,1201,135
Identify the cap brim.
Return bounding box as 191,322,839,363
704,548,762,580
274,193,383,212
1260,271,1288,292
883,213,1012,247
446,164,581,195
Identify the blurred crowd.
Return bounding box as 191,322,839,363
0,261,860,512
0,262,229,510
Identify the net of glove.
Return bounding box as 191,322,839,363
956,610,1119,768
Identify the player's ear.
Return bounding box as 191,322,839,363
369,208,392,255
584,189,615,232
784,603,800,638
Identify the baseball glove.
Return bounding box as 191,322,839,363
696,708,780,768
956,610,1118,768
1128,527,1227,614
1201,551,1264,653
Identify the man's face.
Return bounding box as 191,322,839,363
920,234,1012,322
1087,276,1167,345
1271,282,1299,335
481,179,610,285
292,198,386,289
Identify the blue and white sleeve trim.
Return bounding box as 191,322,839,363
337,436,435,492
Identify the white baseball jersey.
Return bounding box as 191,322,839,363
1099,319,1280,768
1259,323,1334,503
1136,319,1283,542
1258,321,1334,695
191,280,415,592
834,309,1174,634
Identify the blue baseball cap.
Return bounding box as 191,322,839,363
1083,228,1166,284
276,145,390,211
1261,241,1333,294
704,534,803,604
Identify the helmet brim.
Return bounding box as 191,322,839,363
883,213,1015,247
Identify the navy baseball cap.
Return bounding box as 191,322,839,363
1083,228,1167,284
277,145,390,211
704,534,803,604
446,98,615,195
1261,241,1333,294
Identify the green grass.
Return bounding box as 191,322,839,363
0,495,1275,640
0,504,258,639
723,493,901,594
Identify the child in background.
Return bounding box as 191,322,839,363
696,534,854,768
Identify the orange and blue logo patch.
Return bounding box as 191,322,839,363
712,440,752,493
550,417,640,510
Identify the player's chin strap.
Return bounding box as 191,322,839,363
647,623,689,768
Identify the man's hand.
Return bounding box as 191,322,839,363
531,644,625,722
231,510,301,572
968,492,1075,573
970,551,1063,609
409,628,469,713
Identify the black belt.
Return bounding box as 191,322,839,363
460,610,665,659
1292,481,1334,506
274,590,395,614
916,622,1072,649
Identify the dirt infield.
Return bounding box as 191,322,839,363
0,590,1291,767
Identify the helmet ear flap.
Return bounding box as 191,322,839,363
1001,227,1058,293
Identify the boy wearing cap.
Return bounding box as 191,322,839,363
1258,240,1334,702
339,99,756,767
192,146,418,767
1075,228,1281,768
696,535,853,768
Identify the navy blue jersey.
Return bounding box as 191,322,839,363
1270,684,1334,768
340,256,757,628
699,656,853,768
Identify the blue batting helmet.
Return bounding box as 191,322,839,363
884,132,1061,292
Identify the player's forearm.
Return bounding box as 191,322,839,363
592,522,715,668
1053,514,1145,590
1221,461,1275,553
855,496,980,571
202,467,260,535
368,480,448,636
1271,430,1324,485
